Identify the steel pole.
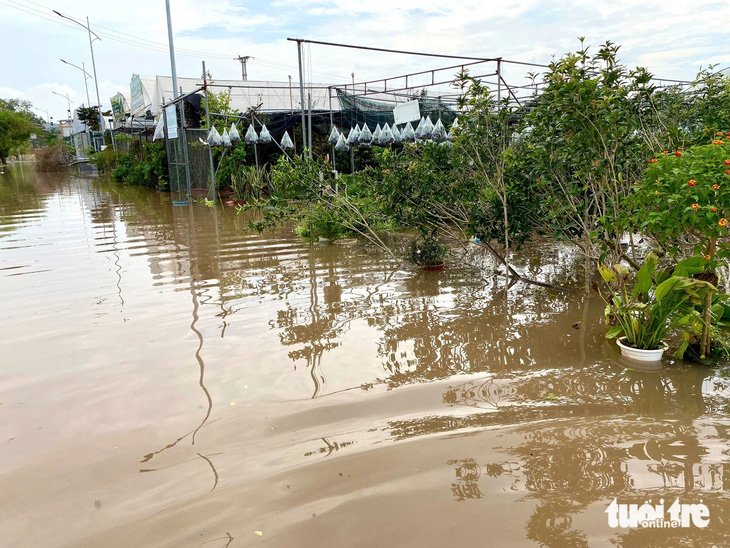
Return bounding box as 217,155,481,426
307,93,313,159
497,59,501,108
87,16,104,139
296,40,307,156
82,62,91,106
165,0,179,100
329,87,335,173
203,61,216,204
180,86,192,197
251,112,259,171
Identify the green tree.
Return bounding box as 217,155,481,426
0,98,44,126
523,39,652,261
0,107,36,164
76,106,101,131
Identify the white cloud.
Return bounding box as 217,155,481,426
1,0,728,121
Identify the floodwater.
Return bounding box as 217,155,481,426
1,167,730,548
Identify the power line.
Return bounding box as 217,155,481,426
2,0,235,60
19,0,232,58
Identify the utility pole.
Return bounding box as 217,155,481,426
234,55,253,81
296,41,307,156
165,0,179,99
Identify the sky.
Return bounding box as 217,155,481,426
0,0,728,122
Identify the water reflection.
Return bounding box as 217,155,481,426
6,170,730,547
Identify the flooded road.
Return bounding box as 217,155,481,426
1,167,730,547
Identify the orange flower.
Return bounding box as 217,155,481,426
688,180,696,187
725,170,730,175
675,151,682,157
704,254,712,260
720,218,728,227
711,207,718,212
718,131,725,136
713,184,721,190
691,203,700,210
725,159,730,165
662,151,668,155
713,140,725,145
648,158,658,164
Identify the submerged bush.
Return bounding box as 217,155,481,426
111,142,168,190
35,144,69,172
408,236,449,267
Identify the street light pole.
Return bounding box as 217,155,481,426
51,91,74,118
86,16,104,134
60,59,92,107
54,11,104,147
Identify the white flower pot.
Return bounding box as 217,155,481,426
616,338,667,363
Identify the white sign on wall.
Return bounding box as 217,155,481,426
393,100,421,124
165,105,178,139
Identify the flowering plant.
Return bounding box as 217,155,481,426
631,138,730,357
636,138,730,261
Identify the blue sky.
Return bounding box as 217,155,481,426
0,0,728,121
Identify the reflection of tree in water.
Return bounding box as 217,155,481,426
446,416,730,547
369,275,582,388
262,241,590,396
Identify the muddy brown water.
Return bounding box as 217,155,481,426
1,167,729,547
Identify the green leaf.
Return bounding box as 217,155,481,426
655,276,679,302
673,257,705,277
606,325,624,339
634,266,652,298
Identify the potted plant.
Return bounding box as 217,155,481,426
408,236,449,270
596,253,715,362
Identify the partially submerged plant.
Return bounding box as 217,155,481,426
408,236,449,267
596,253,716,351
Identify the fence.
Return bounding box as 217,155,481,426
166,128,212,196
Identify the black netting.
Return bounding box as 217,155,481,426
335,88,458,130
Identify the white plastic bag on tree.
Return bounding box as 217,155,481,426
401,122,416,142
222,128,232,147
419,117,434,140
328,125,340,145
373,123,382,144
229,123,241,143
153,117,165,141
380,123,394,144
259,124,272,144
244,124,258,144
358,124,373,147
280,130,294,150
346,125,361,146
335,133,349,151
431,119,446,142
414,117,426,139
207,125,222,146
